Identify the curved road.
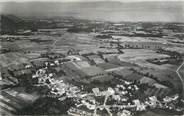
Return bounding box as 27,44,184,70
176,59,184,99
51,39,58,50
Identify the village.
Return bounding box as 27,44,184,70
0,14,184,116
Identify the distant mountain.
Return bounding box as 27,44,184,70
0,1,184,22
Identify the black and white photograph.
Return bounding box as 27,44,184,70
0,0,184,115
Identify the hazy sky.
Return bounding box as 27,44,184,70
1,0,184,2
0,0,184,22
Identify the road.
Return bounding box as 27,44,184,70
93,95,112,116
176,59,184,99
51,39,58,51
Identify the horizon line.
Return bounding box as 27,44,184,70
0,0,184,3
1,14,184,23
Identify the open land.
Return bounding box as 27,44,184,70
0,15,184,116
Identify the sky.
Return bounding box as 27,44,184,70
0,0,183,22
0,0,184,2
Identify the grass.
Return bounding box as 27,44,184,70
0,52,29,67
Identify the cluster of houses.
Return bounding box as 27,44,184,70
0,45,183,115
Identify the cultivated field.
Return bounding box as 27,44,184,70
118,49,171,70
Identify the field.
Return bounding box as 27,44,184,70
118,49,171,70
117,49,182,91
0,52,29,68
179,63,184,80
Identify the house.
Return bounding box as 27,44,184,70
117,110,131,116
92,88,100,96
133,99,146,111
68,107,97,116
